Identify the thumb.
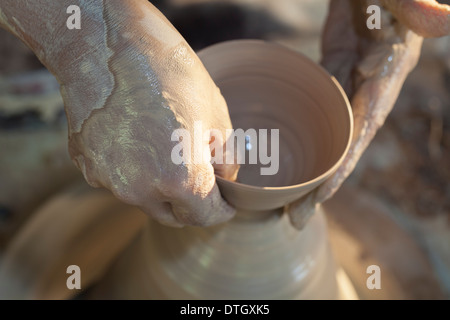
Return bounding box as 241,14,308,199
381,0,450,38
209,128,240,182
206,94,240,182
286,191,319,230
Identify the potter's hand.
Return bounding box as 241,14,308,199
287,0,449,229
0,0,238,227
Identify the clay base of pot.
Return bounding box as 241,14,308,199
89,208,349,300
1,182,442,299
86,185,444,300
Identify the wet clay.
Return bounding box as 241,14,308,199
0,0,240,227
198,40,353,211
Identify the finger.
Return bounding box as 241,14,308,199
137,158,236,227
288,29,423,230
381,0,450,38
168,163,236,227
171,183,236,227
286,191,318,231
209,131,240,181
321,0,360,95
315,30,423,204
207,92,240,181
139,201,184,228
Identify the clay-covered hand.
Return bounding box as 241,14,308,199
0,0,238,227
66,2,240,228
287,0,449,229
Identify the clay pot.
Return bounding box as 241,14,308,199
0,40,354,300
203,40,353,211
90,40,354,299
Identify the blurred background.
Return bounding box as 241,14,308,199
0,0,449,299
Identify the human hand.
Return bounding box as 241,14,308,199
63,1,239,228
287,0,449,229
0,0,239,228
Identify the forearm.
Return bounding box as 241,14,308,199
0,0,186,135
0,1,108,80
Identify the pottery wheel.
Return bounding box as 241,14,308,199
0,181,444,299
85,184,444,299
324,185,445,299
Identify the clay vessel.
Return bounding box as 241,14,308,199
202,40,353,210
88,40,354,299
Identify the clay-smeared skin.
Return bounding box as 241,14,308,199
0,0,238,227
382,0,450,38
1,0,448,230
288,0,449,230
